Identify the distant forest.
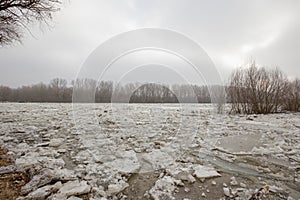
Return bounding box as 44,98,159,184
0,78,214,103
0,65,299,114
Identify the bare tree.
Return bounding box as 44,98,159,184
49,78,67,102
210,85,226,114
95,81,113,103
129,83,179,103
0,0,61,46
228,61,289,114
284,79,300,112
0,85,11,101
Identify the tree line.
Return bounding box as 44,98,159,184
0,78,212,103
1,64,299,114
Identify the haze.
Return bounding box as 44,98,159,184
0,0,300,87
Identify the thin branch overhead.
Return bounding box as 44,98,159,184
0,0,61,46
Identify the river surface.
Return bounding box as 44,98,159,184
0,103,299,199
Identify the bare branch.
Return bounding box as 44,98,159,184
0,0,61,46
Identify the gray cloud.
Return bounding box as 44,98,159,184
0,0,299,87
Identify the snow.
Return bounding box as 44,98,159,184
193,165,221,179
0,103,299,199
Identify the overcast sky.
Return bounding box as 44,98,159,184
0,0,300,87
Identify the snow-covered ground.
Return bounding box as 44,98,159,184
0,103,299,199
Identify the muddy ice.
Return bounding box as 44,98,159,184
0,103,299,199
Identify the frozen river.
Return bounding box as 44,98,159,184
0,103,299,199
